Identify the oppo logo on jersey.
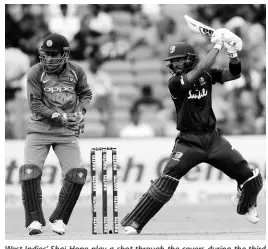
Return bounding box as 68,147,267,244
43,86,74,93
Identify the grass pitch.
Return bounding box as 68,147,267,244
5,203,265,240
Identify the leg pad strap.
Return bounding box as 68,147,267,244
148,175,179,203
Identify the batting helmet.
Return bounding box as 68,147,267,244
164,42,197,75
39,33,70,73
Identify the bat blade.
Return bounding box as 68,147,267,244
184,15,215,38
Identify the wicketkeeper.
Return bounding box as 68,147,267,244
20,33,92,235
121,28,263,234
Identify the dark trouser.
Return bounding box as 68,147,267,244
163,128,253,185
121,129,255,232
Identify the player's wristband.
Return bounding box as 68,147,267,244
229,61,241,75
213,43,223,50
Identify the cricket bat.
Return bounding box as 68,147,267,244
184,15,215,38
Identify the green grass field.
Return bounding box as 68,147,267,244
5,203,265,240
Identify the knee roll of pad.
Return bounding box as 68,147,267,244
237,168,263,215
49,168,87,224
19,164,46,227
65,167,88,184
148,175,179,203
19,164,42,181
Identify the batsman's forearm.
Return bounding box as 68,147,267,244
187,48,219,84
196,48,219,72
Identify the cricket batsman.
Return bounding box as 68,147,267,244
121,28,263,234
19,33,92,235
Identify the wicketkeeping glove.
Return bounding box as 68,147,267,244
51,112,79,131
74,112,85,136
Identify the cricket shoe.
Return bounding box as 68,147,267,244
49,220,66,235
27,221,44,235
231,192,259,224
122,221,142,235
122,226,139,235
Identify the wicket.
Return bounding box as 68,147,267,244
90,147,118,234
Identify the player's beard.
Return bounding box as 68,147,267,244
172,62,185,75
175,68,183,74
46,60,64,73
47,64,58,70
173,66,184,75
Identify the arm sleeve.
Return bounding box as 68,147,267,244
168,73,195,98
210,68,224,84
27,66,55,118
75,66,92,113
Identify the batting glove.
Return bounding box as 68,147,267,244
223,32,243,58
224,41,238,58
211,28,225,50
222,30,243,51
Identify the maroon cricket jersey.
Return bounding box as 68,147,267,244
168,68,224,133
26,61,92,135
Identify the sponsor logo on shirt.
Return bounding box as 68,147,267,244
199,77,207,86
43,86,74,93
172,152,183,161
188,88,208,99
180,76,185,85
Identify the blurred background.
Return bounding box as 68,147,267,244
5,4,266,215
5,4,266,139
